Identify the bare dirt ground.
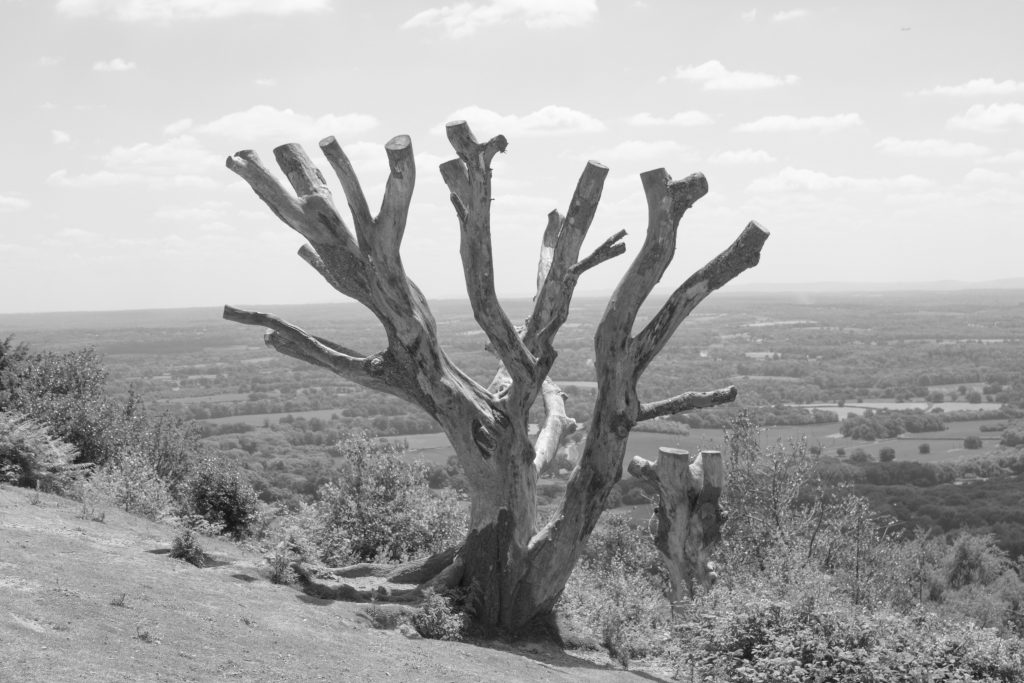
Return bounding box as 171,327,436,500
0,485,666,682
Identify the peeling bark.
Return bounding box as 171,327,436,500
223,122,768,633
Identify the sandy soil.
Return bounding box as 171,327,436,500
0,485,667,682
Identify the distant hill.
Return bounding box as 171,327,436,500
726,277,1024,293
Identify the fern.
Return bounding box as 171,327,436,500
0,410,84,490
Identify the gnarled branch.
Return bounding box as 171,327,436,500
633,221,769,374
638,386,738,422
222,305,404,398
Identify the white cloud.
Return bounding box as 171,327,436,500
964,168,1021,185
948,103,1024,132
772,9,806,21
254,78,276,87
48,135,222,190
986,149,1024,164
0,194,31,212
749,166,931,193
104,135,220,174
51,130,71,145
439,105,604,137
589,140,692,162
628,111,714,127
57,0,330,22
674,60,798,90
196,105,377,140
916,78,1024,96
740,9,756,21
155,201,231,222
47,169,145,188
403,0,597,38
875,137,989,158
57,228,98,242
163,118,193,135
709,149,775,164
38,56,61,67
93,57,136,72
736,113,862,132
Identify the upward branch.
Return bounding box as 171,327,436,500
442,121,537,391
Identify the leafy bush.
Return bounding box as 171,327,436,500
412,590,467,641
181,458,259,539
965,435,984,450
919,442,931,454
310,433,465,565
170,528,206,568
83,449,175,519
676,586,1024,681
559,515,671,665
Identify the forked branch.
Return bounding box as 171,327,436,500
441,121,536,387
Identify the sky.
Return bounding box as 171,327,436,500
1,0,1023,314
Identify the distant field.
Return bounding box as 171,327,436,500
400,419,1006,468
204,409,344,425
794,402,994,419
163,392,249,404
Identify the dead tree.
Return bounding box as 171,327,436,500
628,448,726,608
223,122,768,633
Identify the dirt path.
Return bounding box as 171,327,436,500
0,485,665,682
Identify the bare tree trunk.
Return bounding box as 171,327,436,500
222,122,768,633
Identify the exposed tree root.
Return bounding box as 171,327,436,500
290,546,464,604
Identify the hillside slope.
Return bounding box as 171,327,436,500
0,485,650,682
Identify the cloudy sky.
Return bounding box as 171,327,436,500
1,0,1022,313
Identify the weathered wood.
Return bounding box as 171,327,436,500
627,448,727,605
638,386,738,422
319,136,374,247
633,221,769,373
442,121,536,391
533,379,577,474
223,122,768,633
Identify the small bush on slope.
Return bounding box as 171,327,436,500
181,458,259,540
412,590,468,641
170,528,206,568
309,433,466,565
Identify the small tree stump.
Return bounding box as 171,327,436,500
628,448,726,606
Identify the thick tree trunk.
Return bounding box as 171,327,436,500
223,121,768,633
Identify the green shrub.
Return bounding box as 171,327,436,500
182,459,259,539
311,433,465,565
170,528,206,568
676,587,1024,681
559,515,671,665
412,590,466,641
83,450,175,520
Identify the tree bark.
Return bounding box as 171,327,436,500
223,122,768,633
